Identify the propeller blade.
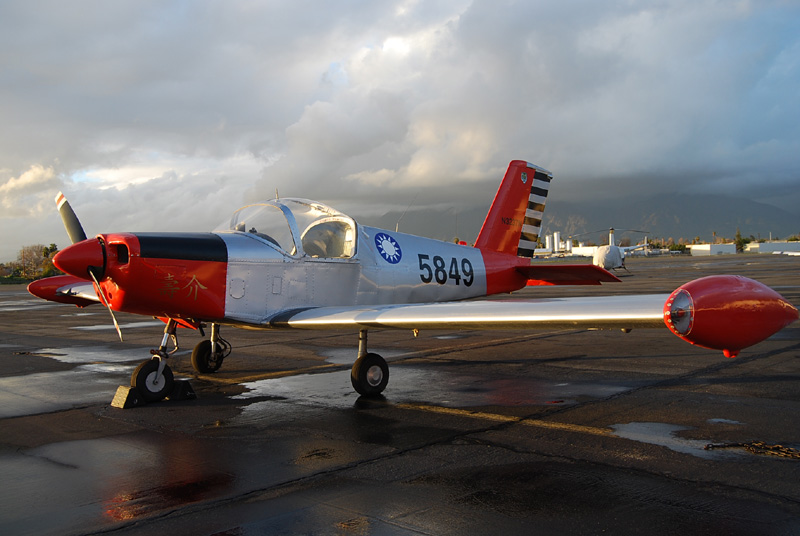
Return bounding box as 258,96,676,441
55,192,87,244
88,269,123,342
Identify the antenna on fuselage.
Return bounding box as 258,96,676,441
395,192,419,233
275,188,279,200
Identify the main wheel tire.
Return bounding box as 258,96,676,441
351,353,389,397
191,340,222,373
132,359,174,402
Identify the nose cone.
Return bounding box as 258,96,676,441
54,238,105,279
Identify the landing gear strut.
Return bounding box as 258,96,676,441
191,323,230,373
131,318,178,402
350,329,389,396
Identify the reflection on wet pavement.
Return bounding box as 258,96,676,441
320,347,407,364
35,346,154,364
72,321,165,332
236,365,639,413
0,366,132,418
0,345,168,418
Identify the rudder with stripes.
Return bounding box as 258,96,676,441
474,160,552,257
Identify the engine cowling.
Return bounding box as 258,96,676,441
664,275,798,357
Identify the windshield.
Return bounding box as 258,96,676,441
216,202,296,253
216,198,356,258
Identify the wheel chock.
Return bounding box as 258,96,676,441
167,380,197,401
111,380,196,409
111,386,146,409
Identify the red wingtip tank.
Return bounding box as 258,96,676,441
663,275,799,357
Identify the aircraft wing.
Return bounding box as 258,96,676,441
27,275,100,307
267,294,668,331
621,244,648,253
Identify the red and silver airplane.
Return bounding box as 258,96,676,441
28,160,799,403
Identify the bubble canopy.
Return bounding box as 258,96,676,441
216,198,357,258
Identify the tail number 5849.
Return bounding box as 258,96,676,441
418,254,474,286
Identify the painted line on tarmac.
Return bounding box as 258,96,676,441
397,403,613,437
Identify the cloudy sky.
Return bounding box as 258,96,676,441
1,0,798,262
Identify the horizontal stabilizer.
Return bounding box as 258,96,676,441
518,264,621,286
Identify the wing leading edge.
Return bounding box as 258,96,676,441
27,275,100,307
266,294,668,331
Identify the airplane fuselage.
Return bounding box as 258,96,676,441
54,222,529,328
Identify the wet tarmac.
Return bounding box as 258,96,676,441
1,254,800,535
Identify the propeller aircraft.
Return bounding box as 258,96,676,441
28,160,799,403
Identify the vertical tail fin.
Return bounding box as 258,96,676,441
474,160,552,257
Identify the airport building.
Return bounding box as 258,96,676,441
745,241,800,254
687,243,736,256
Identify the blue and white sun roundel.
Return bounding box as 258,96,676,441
374,232,402,264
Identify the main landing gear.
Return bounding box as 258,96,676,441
350,329,389,397
191,323,230,373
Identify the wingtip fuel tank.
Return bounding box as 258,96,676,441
663,275,799,357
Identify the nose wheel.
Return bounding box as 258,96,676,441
132,358,174,402
131,317,179,402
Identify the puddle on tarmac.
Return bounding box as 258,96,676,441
34,346,154,364
611,422,745,460
707,418,743,425
0,299,58,312
1,346,179,418
0,365,133,418
236,365,638,413
71,321,165,331
0,434,238,534
321,348,408,365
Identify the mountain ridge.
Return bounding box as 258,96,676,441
361,194,799,245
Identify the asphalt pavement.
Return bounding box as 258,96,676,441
1,253,799,535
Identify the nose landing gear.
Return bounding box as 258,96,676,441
132,358,175,402
130,318,180,402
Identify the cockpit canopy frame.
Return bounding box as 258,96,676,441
217,198,357,259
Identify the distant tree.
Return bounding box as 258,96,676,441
734,228,750,253
12,244,60,280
